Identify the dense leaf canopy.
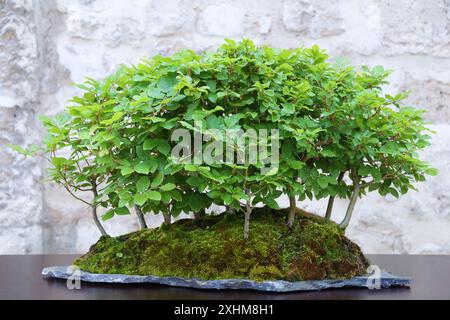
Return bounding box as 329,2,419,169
11,39,436,235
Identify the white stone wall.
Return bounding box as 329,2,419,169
1,0,449,254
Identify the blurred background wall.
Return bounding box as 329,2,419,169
1,0,449,254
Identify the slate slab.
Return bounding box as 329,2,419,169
42,266,410,292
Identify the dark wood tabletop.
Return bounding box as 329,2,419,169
0,254,448,299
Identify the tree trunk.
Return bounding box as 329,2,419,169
243,206,252,240
243,187,253,240
325,196,335,220
339,182,361,230
91,183,108,236
325,171,345,220
91,205,108,237
163,212,171,225
134,205,147,229
287,195,296,228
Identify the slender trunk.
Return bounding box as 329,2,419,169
91,184,108,236
287,195,296,228
325,171,345,220
325,196,335,220
163,211,171,225
91,205,108,236
243,205,252,240
339,182,361,230
134,205,147,229
243,174,252,239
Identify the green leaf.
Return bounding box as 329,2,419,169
265,198,279,209
217,91,226,99
425,168,438,176
317,176,330,189
101,111,123,125
135,159,158,174
79,130,90,140
143,138,159,151
380,142,400,155
51,157,68,166
111,111,124,122
151,172,164,188
157,141,171,155
161,191,171,204
282,103,295,115
190,194,204,212
205,79,217,92
147,87,164,99
160,183,176,191
172,94,186,102
208,93,217,103
320,149,336,157
118,197,131,208
160,119,178,129
136,176,150,193
358,166,371,176
370,168,382,182
287,160,303,170
171,205,182,217
101,209,114,221
171,189,183,202
389,187,400,198
135,162,150,175
147,190,162,201
223,194,232,205
134,193,147,206
121,166,134,176
186,176,204,187
184,164,199,172
264,167,278,176
115,207,130,215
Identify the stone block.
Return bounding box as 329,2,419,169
197,4,245,37
380,0,450,57
282,0,344,38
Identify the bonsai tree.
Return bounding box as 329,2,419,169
63,63,209,228
10,39,436,241
172,39,325,237
301,60,437,229
10,109,111,236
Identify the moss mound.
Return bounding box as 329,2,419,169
74,208,369,281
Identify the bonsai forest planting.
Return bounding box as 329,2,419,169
12,39,437,282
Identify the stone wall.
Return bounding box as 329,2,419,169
1,0,449,254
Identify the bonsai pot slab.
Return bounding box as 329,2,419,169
42,266,410,292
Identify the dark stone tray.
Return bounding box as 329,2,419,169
42,266,410,292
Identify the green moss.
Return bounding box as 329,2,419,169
74,209,370,281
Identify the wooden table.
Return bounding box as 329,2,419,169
0,254,448,299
